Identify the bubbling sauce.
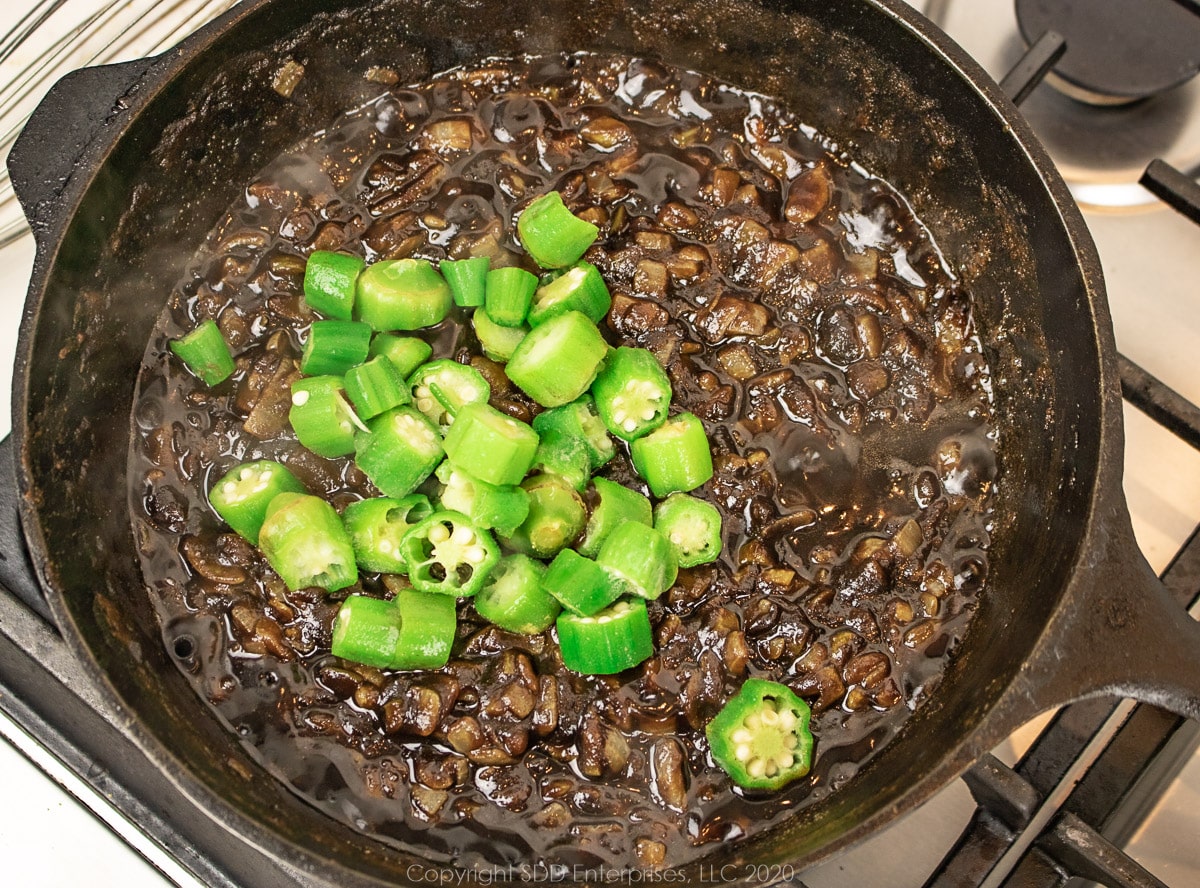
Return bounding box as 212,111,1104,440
129,54,997,870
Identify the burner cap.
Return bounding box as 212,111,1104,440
1016,0,1200,104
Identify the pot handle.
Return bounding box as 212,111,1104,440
7,57,156,234
992,498,1200,738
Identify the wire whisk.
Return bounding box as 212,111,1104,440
0,0,241,248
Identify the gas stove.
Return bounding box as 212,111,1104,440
0,1,1197,886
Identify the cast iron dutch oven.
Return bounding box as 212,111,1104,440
8,0,1200,883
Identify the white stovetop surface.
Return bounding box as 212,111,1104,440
0,1,1198,886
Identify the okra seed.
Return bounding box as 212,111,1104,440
731,728,752,745
640,407,656,421
623,418,638,432
465,546,487,564
745,713,761,730
778,752,794,769
779,710,798,731
735,743,752,762
760,708,779,726
451,525,474,546
292,390,310,406
429,524,451,544
612,409,628,424
747,758,767,778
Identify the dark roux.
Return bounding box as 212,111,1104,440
129,54,997,870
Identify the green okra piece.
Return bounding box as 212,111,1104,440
353,406,443,498
576,477,653,559
517,191,599,269
258,493,358,592
441,402,540,487
357,258,452,331
474,554,559,635
208,460,306,545
505,310,608,408
630,412,714,498
595,520,678,601
303,251,365,320
170,319,235,387
436,461,531,537
343,495,433,574
654,493,723,567
499,473,586,560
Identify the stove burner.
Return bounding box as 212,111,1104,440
1016,0,1200,105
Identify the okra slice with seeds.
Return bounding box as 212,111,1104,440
556,597,654,675
591,346,672,441
531,394,615,470
258,493,358,592
441,402,540,488
653,493,723,567
408,359,491,431
435,461,530,537
289,376,365,458
474,554,559,634
705,678,814,791
209,460,306,545
399,510,500,597
343,495,433,574
353,406,443,498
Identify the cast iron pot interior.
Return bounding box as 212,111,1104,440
10,0,1200,884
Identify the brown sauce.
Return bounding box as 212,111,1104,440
128,53,997,870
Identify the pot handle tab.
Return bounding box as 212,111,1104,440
999,503,1200,734
7,57,155,235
